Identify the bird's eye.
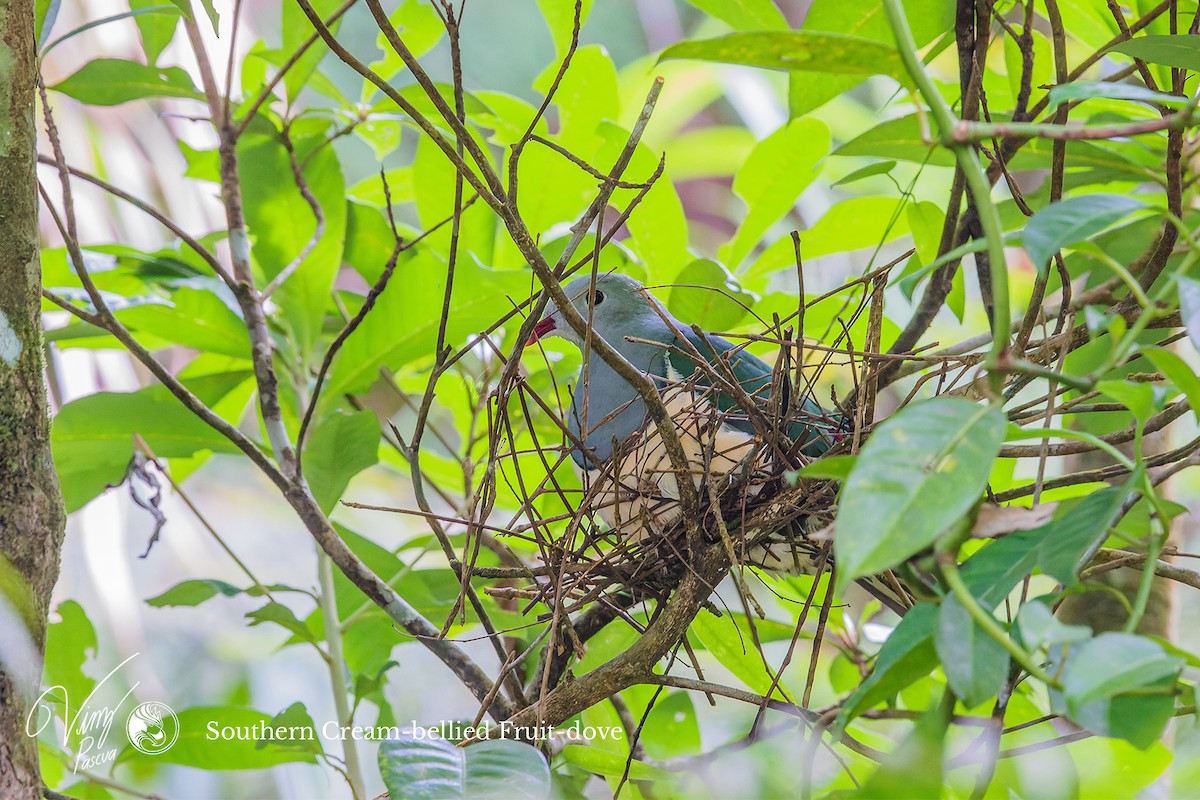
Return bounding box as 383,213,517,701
593,290,605,306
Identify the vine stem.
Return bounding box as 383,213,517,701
883,0,1011,398
318,551,367,800
939,557,1058,687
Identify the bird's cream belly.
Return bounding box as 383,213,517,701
575,386,764,542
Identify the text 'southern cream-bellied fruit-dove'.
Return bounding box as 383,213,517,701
526,273,913,614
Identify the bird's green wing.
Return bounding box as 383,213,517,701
668,327,842,456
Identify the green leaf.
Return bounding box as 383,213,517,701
1022,195,1146,273
146,579,241,607
49,58,201,105
1035,487,1125,585
1144,348,1200,422
958,529,1043,609
303,409,380,514
118,707,317,769
1095,379,1158,423
1108,35,1200,71
323,252,525,399
661,31,906,81
260,702,322,755
682,0,788,30
833,115,956,167
641,692,699,760
1062,633,1183,748
720,117,829,267
798,453,856,481
238,127,347,359
802,0,953,48
128,0,180,64
562,745,669,782
668,259,752,331
115,287,249,358
857,696,949,798
832,160,897,187
834,603,938,729
935,594,1010,708
246,602,318,644
536,0,593,54
379,735,551,800
1047,80,1190,108
690,610,788,695
36,0,62,48
51,376,248,512
1017,600,1091,650
834,398,1006,591
1178,274,1200,355
43,600,97,715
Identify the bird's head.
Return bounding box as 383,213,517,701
526,273,665,349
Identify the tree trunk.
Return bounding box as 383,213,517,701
0,0,67,795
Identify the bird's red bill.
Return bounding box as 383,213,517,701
527,317,556,346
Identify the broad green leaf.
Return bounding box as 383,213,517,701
1178,275,1200,355
42,600,97,716
857,696,949,798
1017,600,1091,650
238,126,347,359
116,287,249,358
379,735,551,800
690,610,788,695
534,45,618,147
261,702,323,755
1096,379,1158,423
683,0,788,31
146,579,241,607
788,71,862,118
303,409,381,514
797,453,856,481
246,602,318,644
1108,35,1200,71
128,0,180,64
1062,633,1183,748
51,375,248,511
1144,348,1200,422
281,0,342,100
323,252,525,399
36,0,62,48
50,58,201,105
958,528,1043,609
1022,195,1146,273
833,115,956,167
832,160,897,188
665,126,757,180
721,117,829,267
117,707,318,769
834,398,1006,590
834,603,938,729
668,259,751,331
1034,487,1125,585
562,745,668,782
802,0,953,48
365,0,445,94
935,594,1010,708
641,692,699,760
661,32,906,81
1047,80,1190,108
537,0,594,54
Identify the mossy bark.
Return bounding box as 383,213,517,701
0,0,67,796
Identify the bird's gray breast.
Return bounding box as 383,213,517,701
567,342,667,467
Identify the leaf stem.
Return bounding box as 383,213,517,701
318,551,367,800
883,0,1010,397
